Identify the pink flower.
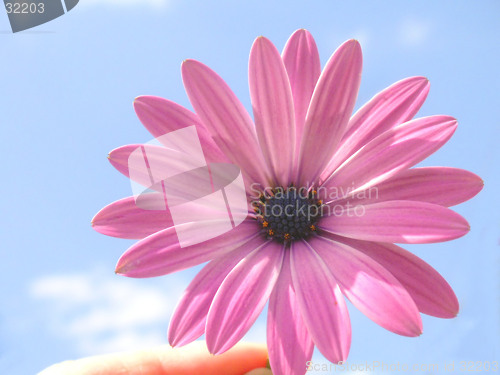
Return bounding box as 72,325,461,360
93,30,483,374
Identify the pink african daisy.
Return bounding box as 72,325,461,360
93,29,483,375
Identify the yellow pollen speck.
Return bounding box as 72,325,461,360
268,229,275,236
284,233,291,240
317,200,323,205
310,225,316,231
262,221,269,228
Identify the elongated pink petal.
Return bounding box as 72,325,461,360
115,219,259,278
249,36,295,186
206,241,284,354
108,144,147,181
168,235,263,347
108,143,244,211
327,234,459,318
92,196,173,239
182,59,271,188
108,143,258,200
134,96,229,164
282,29,321,159
320,200,470,244
311,236,422,336
108,144,210,191
297,40,362,185
322,76,430,179
267,251,314,375
342,167,483,207
321,115,458,198
290,240,351,363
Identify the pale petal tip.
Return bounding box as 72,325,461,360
415,320,424,336
107,146,121,160
167,327,192,348
181,58,203,75
466,171,484,198
168,336,178,348
133,96,145,104
115,260,130,275
182,58,195,66
340,39,363,61
405,322,424,337
90,209,105,229
181,59,191,70
441,296,459,318
292,28,308,34
206,337,230,356
346,38,361,48
413,76,429,83
289,28,313,41
254,35,270,46
413,76,430,88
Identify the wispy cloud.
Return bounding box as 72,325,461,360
352,29,370,49
398,18,432,46
30,269,184,355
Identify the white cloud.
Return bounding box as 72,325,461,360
398,18,432,46
352,29,370,49
30,269,185,355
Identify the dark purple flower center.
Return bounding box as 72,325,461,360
253,187,322,243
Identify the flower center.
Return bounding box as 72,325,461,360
253,186,322,243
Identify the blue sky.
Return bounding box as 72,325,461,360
1,1,498,374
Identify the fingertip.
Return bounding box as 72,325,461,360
244,368,273,375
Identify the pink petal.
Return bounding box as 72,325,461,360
340,167,483,207
282,29,321,160
108,144,205,189
92,196,173,239
108,143,230,203
321,115,458,197
134,96,229,164
290,240,351,363
249,36,296,186
115,219,259,278
297,40,362,185
267,251,314,375
322,76,430,179
168,235,263,347
206,241,284,354
328,234,459,318
182,59,272,188
311,235,422,336
320,200,470,244
108,143,258,200
108,144,147,181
